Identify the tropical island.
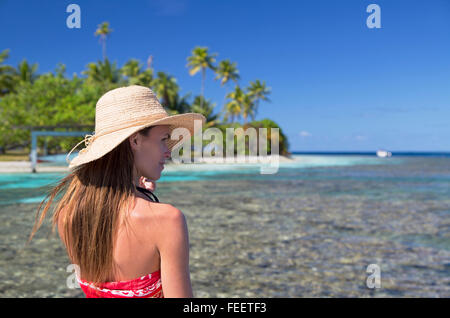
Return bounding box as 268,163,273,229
0,22,290,165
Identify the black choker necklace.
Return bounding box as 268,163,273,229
135,185,159,203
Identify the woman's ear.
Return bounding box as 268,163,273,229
129,132,140,150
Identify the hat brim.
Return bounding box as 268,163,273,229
68,113,206,169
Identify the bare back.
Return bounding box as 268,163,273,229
114,195,193,297
57,192,193,297
112,197,163,281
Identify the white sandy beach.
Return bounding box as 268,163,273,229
0,155,297,173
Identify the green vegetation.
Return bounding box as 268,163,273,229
0,151,29,162
0,21,290,158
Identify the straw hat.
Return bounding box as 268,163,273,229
66,85,206,169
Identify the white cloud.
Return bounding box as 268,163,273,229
355,135,367,141
299,131,312,137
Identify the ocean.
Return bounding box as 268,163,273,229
0,154,449,297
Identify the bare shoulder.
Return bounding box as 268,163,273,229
128,198,187,236
144,201,188,248
160,204,185,224
130,198,183,221
151,202,187,234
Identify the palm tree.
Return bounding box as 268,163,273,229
121,59,141,78
247,80,271,118
214,60,239,86
94,22,113,60
223,86,245,123
147,55,153,69
0,49,10,65
121,59,153,86
151,71,179,109
0,49,16,96
223,100,241,124
186,46,217,108
214,59,239,110
169,92,192,115
242,93,256,125
15,59,39,83
82,59,121,86
191,95,219,127
134,69,153,87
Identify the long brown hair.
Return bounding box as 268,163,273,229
28,126,153,283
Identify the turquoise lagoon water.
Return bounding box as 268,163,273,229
0,155,397,205
1,153,450,297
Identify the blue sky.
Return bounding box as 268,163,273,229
1,0,450,152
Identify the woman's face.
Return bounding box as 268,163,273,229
130,125,171,181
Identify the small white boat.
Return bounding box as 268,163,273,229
376,149,392,157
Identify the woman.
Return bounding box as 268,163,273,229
28,85,206,298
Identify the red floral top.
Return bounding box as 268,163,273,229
78,270,163,298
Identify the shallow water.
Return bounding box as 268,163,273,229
0,155,449,297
